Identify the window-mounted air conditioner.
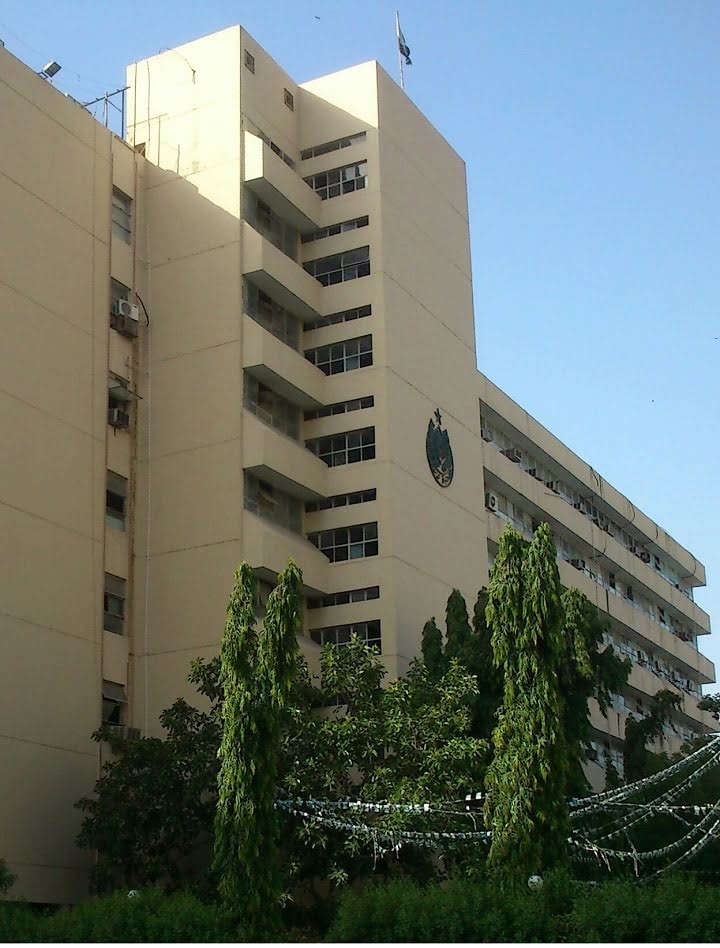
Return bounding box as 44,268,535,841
638,550,651,564
502,447,522,464
570,557,586,571
108,407,130,429
112,298,140,321
111,299,140,337
545,480,560,494
105,724,141,741
481,427,494,442
485,491,499,513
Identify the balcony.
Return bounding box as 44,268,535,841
243,316,325,409
244,131,321,233
485,511,715,684
242,221,321,323
242,410,327,501
242,509,328,595
483,448,711,635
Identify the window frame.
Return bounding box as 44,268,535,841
306,427,376,468
310,619,381,651
304,334,373,375
308,521,378,563
111,188,132,243
304,161,368,200
105,471,128,531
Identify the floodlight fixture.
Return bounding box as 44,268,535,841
40,60,61,78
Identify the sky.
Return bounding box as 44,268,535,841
2,1,718,675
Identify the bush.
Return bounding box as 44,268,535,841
568,874,720,943
0,860,16,895
328,874,574,943
328,873,720,942
1,890,243,943
0,904,47,942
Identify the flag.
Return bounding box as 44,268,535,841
397,19,412,65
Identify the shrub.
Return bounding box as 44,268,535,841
568,874,720,943
329,873,720,943
0,860,16,895
0,889,240,943
328,874,574,943
0,904,47,942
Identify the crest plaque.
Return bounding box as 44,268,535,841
426,409,454,488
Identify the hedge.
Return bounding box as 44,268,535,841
0,889,243,943
328,873,720,943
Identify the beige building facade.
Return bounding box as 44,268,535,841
0,25,714,904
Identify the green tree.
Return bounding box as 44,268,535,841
213,563,259,911
560,588,630,795
698,693,720,720
469,587,503,739
213,561,302,928
484,523,569,875
421,617,445,681
623,689,682,783
75,657,222,891
445,589,472,663
0,859,16,895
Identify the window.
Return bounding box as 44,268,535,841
311,620,381,651
308,522,378,562
304,161,367,200
305,335,373,374
304,395,374,421
108,375,132,429
244,280,300,349
308,586,380,609
106,472,128,530
245,195,298,260
243,373,300,440
112,188,132,243
102,680,127,726
306,488,376,513
110,279,130,309
252,126,295,169
304,246,370,286
284,88,294,110
305,305,371,331
302,216,369,244
301,132,367,160
306,427,375,467
244,473,302,534
244,50,255,73
104,573,126,635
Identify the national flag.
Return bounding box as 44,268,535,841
397,20,412,65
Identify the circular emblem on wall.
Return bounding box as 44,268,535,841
426,408,454,488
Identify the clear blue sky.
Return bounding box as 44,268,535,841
3,1,718,677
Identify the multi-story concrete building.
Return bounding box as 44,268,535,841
0,25,714,905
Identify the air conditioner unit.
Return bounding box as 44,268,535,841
545,480,560,494
481,427,493,442
110,311,139,337
105,724,141,741
587,747,599,762
502,447,522,464
573,501,583,510
485,491,499,513
570,557,586,571
108,407,130,429
638,550,651,564
113,299,139,321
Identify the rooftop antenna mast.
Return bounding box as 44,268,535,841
82,86,129,137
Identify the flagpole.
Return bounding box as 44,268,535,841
396,10,405,90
